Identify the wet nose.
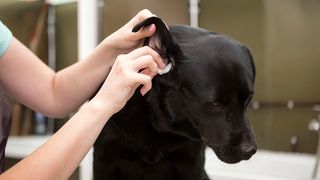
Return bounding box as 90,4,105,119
240,143,257,160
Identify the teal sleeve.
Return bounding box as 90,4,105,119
0,21,13,57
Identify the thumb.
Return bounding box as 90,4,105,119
131,24,156,41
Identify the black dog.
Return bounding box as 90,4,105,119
93,17,257,180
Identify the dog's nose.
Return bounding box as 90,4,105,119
240,143,257,160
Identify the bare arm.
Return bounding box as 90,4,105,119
0,44,163,179
0,9,165,179
0,9,161,118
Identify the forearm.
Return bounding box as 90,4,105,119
51,42,117,116
0,9,155,118
0,37,117,118
0,22,162,178
1,99,113,179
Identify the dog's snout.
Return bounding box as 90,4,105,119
240,143,257,160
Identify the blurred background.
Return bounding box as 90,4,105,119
1,0,320,179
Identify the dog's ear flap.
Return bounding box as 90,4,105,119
242,46,256,83
132,17,182,69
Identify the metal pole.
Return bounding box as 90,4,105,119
78,0,99,60
47,4,56,135
189,0,199,27
77,1,99,179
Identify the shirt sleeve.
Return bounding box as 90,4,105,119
0,21,13,57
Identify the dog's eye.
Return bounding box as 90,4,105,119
208,102,226,112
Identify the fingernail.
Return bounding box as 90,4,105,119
148,24,156,32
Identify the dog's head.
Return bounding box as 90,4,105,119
133,17,257,164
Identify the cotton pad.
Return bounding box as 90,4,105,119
158,63,172,75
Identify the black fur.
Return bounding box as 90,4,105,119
93,17,256,180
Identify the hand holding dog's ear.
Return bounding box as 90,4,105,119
101,9,157,55
91,46,164,114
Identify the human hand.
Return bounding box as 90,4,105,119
91,46,165,114
101,9,157,55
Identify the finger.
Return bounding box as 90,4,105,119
130,55,158,77
140,68,154,78
127,46,165,69
137,9,156,23
138,74,152,96
128,9,157,41
128,72,152,96
130,24,156,41
140,80,152,96
128,9,155,26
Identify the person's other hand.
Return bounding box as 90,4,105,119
102,9,157,56
92,46,164,114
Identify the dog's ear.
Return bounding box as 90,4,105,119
132,17,182,70
242,46,256,83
